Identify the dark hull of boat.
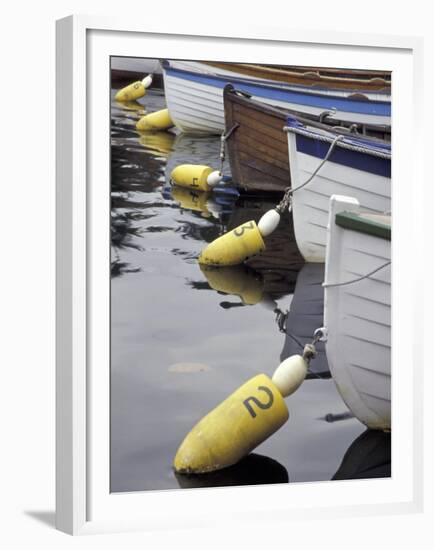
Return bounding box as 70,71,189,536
223,85,391,194
224,87,291,193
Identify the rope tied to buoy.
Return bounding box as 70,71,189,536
276,134,345,214
217,123,240,175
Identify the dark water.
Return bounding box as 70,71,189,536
110,86,389,492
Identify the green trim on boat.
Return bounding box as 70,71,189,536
335,211,391,241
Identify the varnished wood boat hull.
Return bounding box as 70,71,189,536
224,87,290,193
223,86,391,194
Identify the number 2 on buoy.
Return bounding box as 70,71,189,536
243,386,274,418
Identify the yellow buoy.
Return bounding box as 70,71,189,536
174,353,309,474
170,165,213,192
200,265,264,305
197,208,282,267
174,374,288,474
171,186,212,216
115,74,152,102
136,109,174,131
198,220,265,266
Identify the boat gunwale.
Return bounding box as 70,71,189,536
335,211,391,241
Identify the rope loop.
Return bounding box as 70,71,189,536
276,134,344,213
218,124,240,173
302,343,317,362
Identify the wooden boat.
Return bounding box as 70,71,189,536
170,60,391,95
223,85,390,193
285,114,391,262
162,60,391,135
324,195,391,430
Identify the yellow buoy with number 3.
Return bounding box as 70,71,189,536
197,208,282,266
174,353,310,474
198,220,265,266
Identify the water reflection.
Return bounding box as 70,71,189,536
280,263,330,379
138,130,176,157
165,133,231,184
115,99,147,114
199,264,264,306
175,453,289,488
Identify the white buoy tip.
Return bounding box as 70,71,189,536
271,355,308,398
142,74,153,88
258,209,281,237
207,170,223,188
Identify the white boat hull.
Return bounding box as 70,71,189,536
162,62,391,135
324,196,391,430
287,129,391,262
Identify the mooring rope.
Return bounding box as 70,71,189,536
276,134,345,213
218,124,240,174
322,260,391,288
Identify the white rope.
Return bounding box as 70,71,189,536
277,134,344,213
322,261,391,288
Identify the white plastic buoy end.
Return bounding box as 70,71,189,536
207,170,223,188
258,209,281,237
142,74,153,88
271,355,308,398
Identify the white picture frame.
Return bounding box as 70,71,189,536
56,15,424,535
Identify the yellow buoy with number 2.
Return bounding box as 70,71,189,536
174,352,310,474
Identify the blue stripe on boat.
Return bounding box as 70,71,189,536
285,115,391,155
164,64,391,117
295,134,391,177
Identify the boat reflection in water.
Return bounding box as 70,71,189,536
280,263,330,379
174,427,390,489
175,453,289,489
333,429,391,480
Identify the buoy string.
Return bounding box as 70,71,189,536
276,134,344,214
218,124,240,174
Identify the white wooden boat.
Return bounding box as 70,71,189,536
111,56,162,77
169,60,391,99
162,60,391,135
323,195,391,430
285,114,391,262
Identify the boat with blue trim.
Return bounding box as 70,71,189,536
323,195,391,430
284,114,391,262
223,84,390,193
162,60,391,135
